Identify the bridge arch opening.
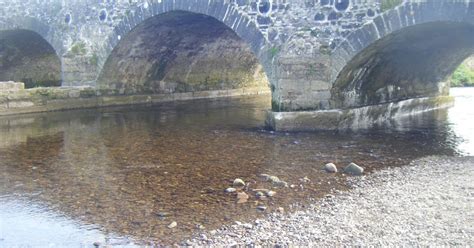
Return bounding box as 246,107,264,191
331,21,474,109
98,11,270,97
0,29,61,88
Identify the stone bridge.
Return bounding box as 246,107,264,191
0,0,473,130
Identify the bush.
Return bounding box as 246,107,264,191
451,63,474,87
380,0,402,12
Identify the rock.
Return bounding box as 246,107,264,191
225,187,236,193
93,242,101,247
324,163,338,173
259,174,288,187
196,224,205,230
344,162,364,175
258,174,272,180
300,176,311,183
156,212,169,217
256,191,265,198
236,192,249,203
233,178,245,187
242,223,253,229
257,205,267,211
267,191,276,197
277,207,285,213
168,221,177,229
268,175,280,183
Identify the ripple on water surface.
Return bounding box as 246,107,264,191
0,88,473,245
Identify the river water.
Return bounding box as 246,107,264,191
0,88,473,246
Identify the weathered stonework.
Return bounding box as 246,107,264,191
0,86,270,116
0,0,473,130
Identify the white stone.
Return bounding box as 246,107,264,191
225,187,236,193
324,163,338,173
233,178,245,187
168,221,177,229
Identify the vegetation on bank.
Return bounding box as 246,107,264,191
380,0,403,12
450,63,474,87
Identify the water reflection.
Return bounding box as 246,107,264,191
0,89,472,246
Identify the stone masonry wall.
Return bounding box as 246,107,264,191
1,0,473,113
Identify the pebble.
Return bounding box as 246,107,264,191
233,178,246,187
242,223,253,229
259,174,289,187
168,221,177,229
156,212,169,217
93,242,101,247
237,192,249,203
225,187,237,193
324,163,338,173
195,156,474,246
256,191,265,198
257,205,267,211
267,191,276,197
344,162,364,175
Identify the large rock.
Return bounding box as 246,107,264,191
324,163,338,173
344,162,364,175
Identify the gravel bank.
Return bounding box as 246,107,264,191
191,156,474,246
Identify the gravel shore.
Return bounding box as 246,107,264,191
191,156,474,246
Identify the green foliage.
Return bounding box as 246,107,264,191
70,42,87,55
23,78,61,89
89,53,99,66
380,0,403,12
269,47,279,59
450,63,474,87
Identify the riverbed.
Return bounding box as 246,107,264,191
0,88,473,246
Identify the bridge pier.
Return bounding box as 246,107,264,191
61,55,99,87
266,95,455,131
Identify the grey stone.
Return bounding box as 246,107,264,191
344,162,364,175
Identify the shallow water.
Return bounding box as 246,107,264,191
0,88,473,246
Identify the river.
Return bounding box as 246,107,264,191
0,87,473,246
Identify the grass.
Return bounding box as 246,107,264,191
380,0,403,12
70,42,87,55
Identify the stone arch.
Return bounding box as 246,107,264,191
0,24,62,88
330,1,474,108
0,17,62,56
96,0,272,84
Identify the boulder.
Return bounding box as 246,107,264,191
344,162,364,175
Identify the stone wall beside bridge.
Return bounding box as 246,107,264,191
0,0,473,130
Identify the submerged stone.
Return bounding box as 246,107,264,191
344,162,364,175
225,187,237,193
168,221,177,229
